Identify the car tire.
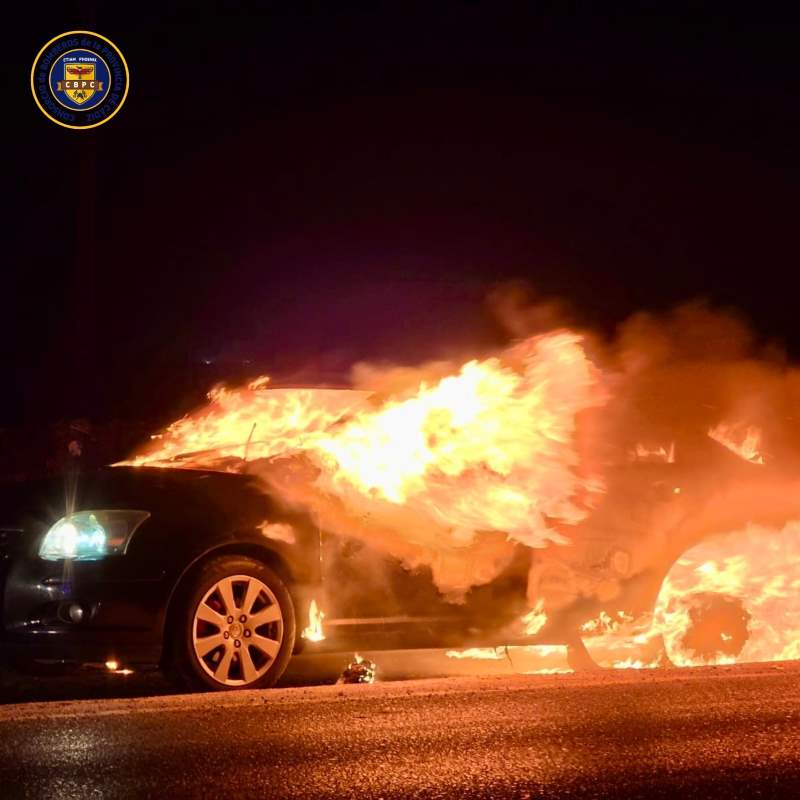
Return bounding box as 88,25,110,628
166,554,296,692
674,591,750,664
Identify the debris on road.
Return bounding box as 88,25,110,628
338,654,377,684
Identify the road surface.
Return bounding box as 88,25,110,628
1,661,800,798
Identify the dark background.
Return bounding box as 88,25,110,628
5,2,800,433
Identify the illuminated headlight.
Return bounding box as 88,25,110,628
39,510,150,561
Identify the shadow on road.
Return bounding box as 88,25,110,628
0,648,525,705
0,656,342,705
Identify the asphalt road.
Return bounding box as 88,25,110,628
1,662,799,799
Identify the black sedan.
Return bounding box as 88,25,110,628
1,465,548,691
0,448,781,690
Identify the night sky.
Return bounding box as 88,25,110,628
6,3,800,427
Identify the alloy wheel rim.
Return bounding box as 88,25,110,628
192,573,284,686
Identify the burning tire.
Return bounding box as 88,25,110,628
167,555,296,691
655,527,800,666
662,591,751,666
678,592,751,662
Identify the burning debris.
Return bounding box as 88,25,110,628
338,654,377,684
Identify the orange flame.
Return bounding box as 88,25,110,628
631,442,675,463
580,523,800,670
652,523,800,666
121,322,800,670
122,332,606,595
522,599,547,636
708,423,765,464
302,598,325,642
445,647,505,660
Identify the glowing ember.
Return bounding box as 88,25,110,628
302,599,325,642
708,423,765,464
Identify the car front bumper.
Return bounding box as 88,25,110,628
1,554,166,667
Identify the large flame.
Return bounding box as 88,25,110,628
311,332,604,548
124,331,605,595
122,310,800,668
652,523,800,666
580,523,800,669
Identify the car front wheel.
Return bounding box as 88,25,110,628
168,555,295,691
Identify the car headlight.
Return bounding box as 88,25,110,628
39,510,150,561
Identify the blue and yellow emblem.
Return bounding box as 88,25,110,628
31,31,129,129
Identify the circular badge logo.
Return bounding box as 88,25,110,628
31,31,129,129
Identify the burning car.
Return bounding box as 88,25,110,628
2,330,799,689
0,439,790,690
0,461,538,690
